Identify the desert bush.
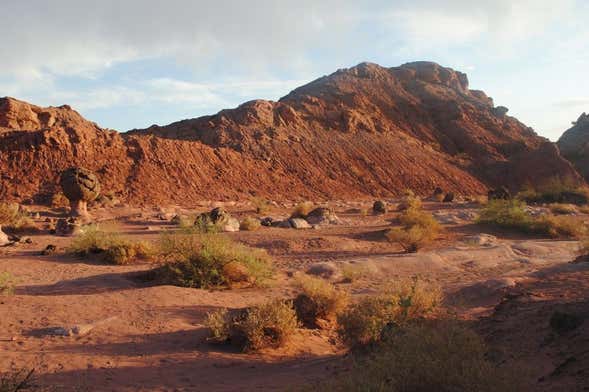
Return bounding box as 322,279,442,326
294,274,349,327
0,203,36,233
0,272,16,296
398,190,422,211
548,203,577,215
206,300,299,351
192,214,220,233
386,204,440,252
251,197,272,215
68,225,154,265
323,321,522,392
341,263,373,283
239,217,261,231
0,368,35,392
478,200,587,238
156,232,272,288
290,201,314,219
338,277,441,347
517,177,589,205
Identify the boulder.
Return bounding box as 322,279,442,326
305,207,340,225
289,218,311,229
260,217,274,227
0,225,10,246
373,200,387,214
60,167,101,220
196,207,240,232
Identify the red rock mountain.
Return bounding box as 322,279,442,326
557,112,589,182
0,61,582,205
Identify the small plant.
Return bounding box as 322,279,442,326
290,201,314,219
341,263,373,283
239,217,261,231
337,277,441,347
548,203,576,215
323,321,523,392
294,274,349,328
397,190,422,211
156,232,273,288
0,368,35,392
68,225,154,265
0,272,16,296
386,204,440,252
251,197,272,215
205,300,299,351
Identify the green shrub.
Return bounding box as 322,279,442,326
68,225,154,265
156,232,272,288
290,201,314,219
0,272,16,296
398,190,422,211
386,205,441,252
323,321,523,392
337,277,441,347
294,274,349,327
478,200,587,238
517,177,589,205
206,300,299,351
240,217,261,231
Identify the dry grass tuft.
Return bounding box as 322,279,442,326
294,274,349,328
156,232,273,288
0,203,36,233
321,320,523,392
239,217,261,231
0,272,16,296
290,201,314,219
337,277,442,347
206,300,299,351
68,225,154,265
251,197,272,215
386,204,441,252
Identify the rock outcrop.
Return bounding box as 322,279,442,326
0,61,583,205
558,113,589,182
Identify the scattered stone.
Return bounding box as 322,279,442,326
373,200,387,215
33,212,41,219
275,220,292,228
289,218,311,229
41,244,57,255
55,218,82,236
260,217,274,227
196,207,240,232
432,187,445,201
443,192,455,203
157,212,175,221
488,186,511,200
305,207,340,225
493,106,509,117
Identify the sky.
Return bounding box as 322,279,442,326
1,0,588,140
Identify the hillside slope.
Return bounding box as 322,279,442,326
0,62,582,205
558,112,589,182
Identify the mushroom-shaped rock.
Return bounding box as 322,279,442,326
60,167,101,220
